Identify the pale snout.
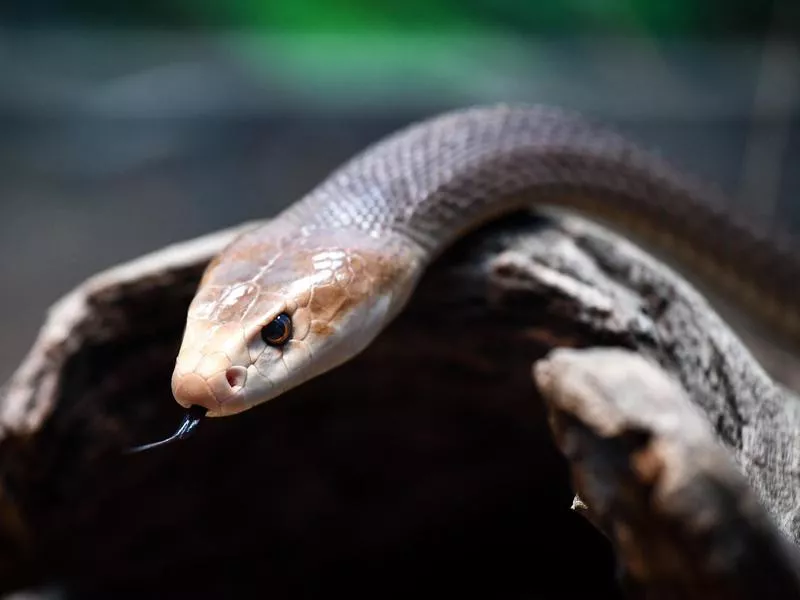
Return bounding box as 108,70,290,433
171,351,248,413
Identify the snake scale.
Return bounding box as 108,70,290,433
132,103,799,448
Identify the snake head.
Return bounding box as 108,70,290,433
171,226,422,416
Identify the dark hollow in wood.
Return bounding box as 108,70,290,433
0,212,798,598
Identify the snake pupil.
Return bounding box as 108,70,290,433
261,312,292,346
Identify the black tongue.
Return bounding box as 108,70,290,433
178,405,208,439
127,405,209,454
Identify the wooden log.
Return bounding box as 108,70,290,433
0,211,797,598
535,347,800,598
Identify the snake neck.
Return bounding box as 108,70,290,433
276,104,800,342
281,104,727,257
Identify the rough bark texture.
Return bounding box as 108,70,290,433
535,348,800,598
0,211,798,598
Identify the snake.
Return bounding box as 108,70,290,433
130,104,800,451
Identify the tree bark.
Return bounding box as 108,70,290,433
0,211,798,598
535,347,800,599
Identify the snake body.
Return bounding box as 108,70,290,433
169,104,799,418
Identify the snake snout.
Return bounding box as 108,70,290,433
171,365,248,412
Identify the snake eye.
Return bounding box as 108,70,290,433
261,313,292,346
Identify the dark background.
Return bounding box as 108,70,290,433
1,0,799,380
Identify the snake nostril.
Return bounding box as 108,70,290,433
225,367,247,391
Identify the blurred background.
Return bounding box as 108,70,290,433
1,0,799,382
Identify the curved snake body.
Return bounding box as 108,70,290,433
168,104,799,418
